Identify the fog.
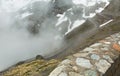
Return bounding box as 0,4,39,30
0,0,110,71
0,0,64,71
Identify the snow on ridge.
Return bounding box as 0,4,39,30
56,13,68,26
72,20,85,30
65,19,85,35
72,0,110,7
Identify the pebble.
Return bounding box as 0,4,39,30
76,58,93,68
84,70,98,76
59,72,68,76
90,54,100,60
95,59,111,74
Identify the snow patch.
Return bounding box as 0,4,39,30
72,0,87,6
72,20,85,29
65,19,85,35
96,8,104,13
56,13,68,26
99,19,113,27
83,13,96,18
21,12,33,19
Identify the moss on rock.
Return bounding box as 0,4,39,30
1,59,60,76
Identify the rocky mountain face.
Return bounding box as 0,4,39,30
17,0,109,35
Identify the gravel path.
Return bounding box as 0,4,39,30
49,32,120,76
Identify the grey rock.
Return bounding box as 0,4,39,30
69,72,82,76
60,59,72,65
59,72,68,76
116,33,120,36
73,53,89,57
117,35,120,38
83,47,95,52
105,37,112,40
102,44,109,47
118,41,120,45
100,47,109,51
72,66,78,72
49,65,66,76
36,55,44,59
90,54,100,60
95,59,111,74
103,55,114,63
84,70,98,76
90,43,102,47
114,38,119,41
76,58,93,68
104,42,111,44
